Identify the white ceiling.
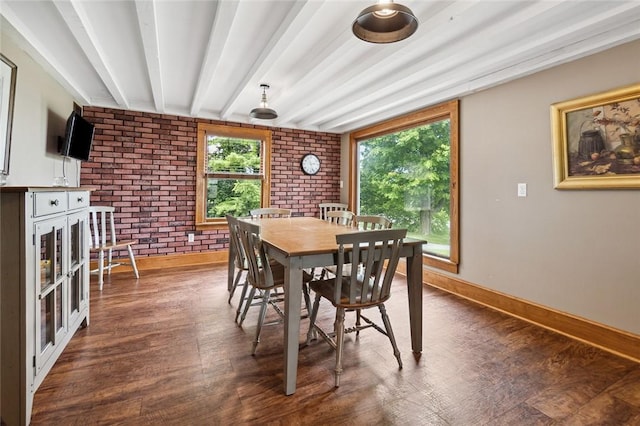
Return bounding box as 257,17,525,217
2,0,640,134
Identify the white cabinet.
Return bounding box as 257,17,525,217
1,187,91,426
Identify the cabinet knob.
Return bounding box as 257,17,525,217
77,197,83,202
50,199,59,206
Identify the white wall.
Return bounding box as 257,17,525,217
0,32,80,187
459,39,640,335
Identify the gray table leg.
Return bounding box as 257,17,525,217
227,240,236,292
283,257,303,395
406,247,423,355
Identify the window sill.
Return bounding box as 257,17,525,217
195,221,229,231
423,254,458,274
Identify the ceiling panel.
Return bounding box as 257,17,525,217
2,0,639,134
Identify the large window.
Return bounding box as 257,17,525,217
196,123,271,228
350,100,459,273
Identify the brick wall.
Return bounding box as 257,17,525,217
81,107,342,258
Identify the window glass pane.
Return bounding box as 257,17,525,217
206,178,261,218
41,292,53,352
55,284,63,333
40,230,53,289
55,228,63,279
206,136,261,174
196,123,271,226
70,220,80,266
359,120,451,258
70,269,80,314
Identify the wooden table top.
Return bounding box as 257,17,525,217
244,216,424,257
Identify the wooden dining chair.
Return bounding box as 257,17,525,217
321,210,356,279
306,228,407,387
355,214,393,230
236,218,312,355
325,210,355,226
319,202,348,221
250,208,292,218
226,215,251,322
88,206,139,291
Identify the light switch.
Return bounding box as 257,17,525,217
517,183,527,197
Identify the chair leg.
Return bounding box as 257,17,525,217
235,279,250,323
107,248,113,276
127,245,139,279
334,307,346,387
302,283,311,315
355,309,362,337
252,289,271,355
98,249,105,291
306,292,322,345
379,304,402,369
239,287,256,326
228,270,243,304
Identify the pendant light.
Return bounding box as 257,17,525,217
250,84,278,120
352,1,418,44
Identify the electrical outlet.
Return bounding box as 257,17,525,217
517,183,527,197
188,233,195,243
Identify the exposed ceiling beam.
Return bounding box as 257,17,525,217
189,1,239,117
134,0,164,113
292,1,544,127
319,6,640,133
301,0,626,130
53,0,129,108
0,2,91,104
219,0,324,120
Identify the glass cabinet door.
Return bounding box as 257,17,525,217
34,216,67,372
68,211,88,319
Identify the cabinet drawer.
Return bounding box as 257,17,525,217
33,192,68,217
68,191,90,210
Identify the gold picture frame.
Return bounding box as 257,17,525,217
551,83,640,189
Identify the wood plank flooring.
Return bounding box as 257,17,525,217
30,264,640,425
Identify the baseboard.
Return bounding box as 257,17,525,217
415,266,639,363
90,251,228,274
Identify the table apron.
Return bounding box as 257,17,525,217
265,244,422,270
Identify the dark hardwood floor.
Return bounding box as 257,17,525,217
30,264,640,425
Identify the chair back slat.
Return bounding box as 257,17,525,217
355,215,392,230
88,206,118,248
226,215,248,269
250,208,291,219
319,202,348,221
334,229,406,306
325,210,355,226
236,219,275,289
89,209,99,248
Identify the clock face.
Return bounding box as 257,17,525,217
301,154,320,175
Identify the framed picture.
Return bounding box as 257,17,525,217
551,83,640,189
0,54,17,176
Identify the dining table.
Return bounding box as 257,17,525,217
229,216,426,395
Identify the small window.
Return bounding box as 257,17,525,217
196,123,271,228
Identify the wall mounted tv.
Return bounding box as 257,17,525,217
59,111,95,161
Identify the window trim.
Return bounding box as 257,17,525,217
195,123,272,229
349,99,459,273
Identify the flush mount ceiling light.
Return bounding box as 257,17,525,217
352,1,418,44
250,84,278,120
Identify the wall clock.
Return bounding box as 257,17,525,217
301,153,320,175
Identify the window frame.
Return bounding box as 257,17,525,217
349,100,459,273
196,123,272,229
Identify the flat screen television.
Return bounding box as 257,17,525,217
59,111,95,161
